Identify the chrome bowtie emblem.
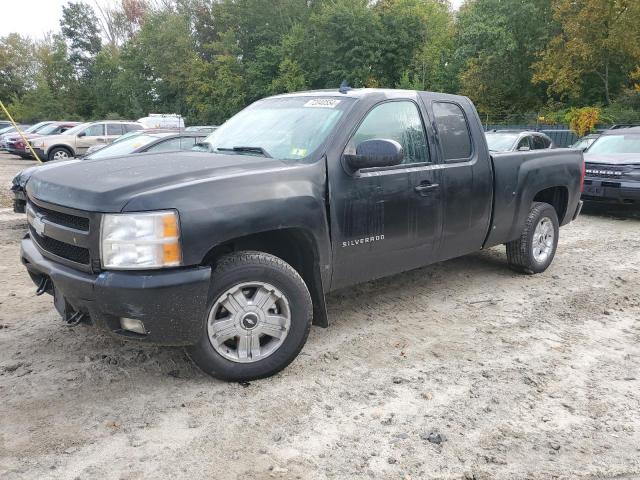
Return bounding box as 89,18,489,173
31,214,45,236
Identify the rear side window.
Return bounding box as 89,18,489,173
107,124,125,136
125,123,143,132
532,135,546,150
346,101,429,165
433,102,472,161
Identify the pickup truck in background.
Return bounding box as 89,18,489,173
20,88,584,381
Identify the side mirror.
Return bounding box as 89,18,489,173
77,132,86,138
344,139,404,171
518,145,530,152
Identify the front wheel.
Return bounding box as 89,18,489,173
506,202,559,274
187,251,313,381
47,147,72,162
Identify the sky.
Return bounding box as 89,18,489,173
0,0,465,39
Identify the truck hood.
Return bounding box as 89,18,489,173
26,151,289,212
584,153,640,165
14,158,81,188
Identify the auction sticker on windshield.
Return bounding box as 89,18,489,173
304,99,341,108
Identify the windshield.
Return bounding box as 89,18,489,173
0,126,15,134
485,133,519,152
203,96,353,160
86,134,161,160
587,134,640,154
572,137,596,149
63,123,91,136
37,123,74,135
26,122,51,133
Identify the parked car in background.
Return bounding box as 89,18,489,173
19,88,584,380
185,125,218,133
0,124,37,150
582,126,640,205
29,120,143,161
137,114,184,129
0,121,12,130
485,130,555,153
11,130,206,213
6,121,82,158
569,133,600,152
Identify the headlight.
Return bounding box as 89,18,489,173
31,140,44,148
100,211,182,269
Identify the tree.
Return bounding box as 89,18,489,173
0,34,38,102
454,0,555,115
375,0,454,91
60,1,103,75
304,0,384,88
533,0,640,105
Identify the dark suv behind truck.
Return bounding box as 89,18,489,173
582,127,640,205
21,88,584,381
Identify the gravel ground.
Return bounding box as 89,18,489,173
0,152,639,480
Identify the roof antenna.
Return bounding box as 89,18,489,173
339,79,352,94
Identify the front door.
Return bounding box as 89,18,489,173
75,124,106,154
329,98,443,290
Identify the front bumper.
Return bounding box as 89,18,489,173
582,178,640,204
21,235,211,345
32,148,46,160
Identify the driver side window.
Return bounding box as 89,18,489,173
83,124,104,137
345,101,429,165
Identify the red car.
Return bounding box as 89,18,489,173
6,121,81,159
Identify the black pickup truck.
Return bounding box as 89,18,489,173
20,89,584,381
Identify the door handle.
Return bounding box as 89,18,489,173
414,182,440,194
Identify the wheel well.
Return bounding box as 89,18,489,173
202,228,328,327
47,145,74,157
533,186,568,222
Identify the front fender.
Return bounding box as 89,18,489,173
123,159,332,281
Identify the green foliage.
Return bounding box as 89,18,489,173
533,0,640,105
2,0,640,125
455,0,554,115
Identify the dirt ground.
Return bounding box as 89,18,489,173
0,152,639,480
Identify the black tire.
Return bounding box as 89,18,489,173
47,147,72,162
506,202,559,274
187,251,313,381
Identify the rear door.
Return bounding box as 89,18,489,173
420,95,493,261
328,95,443,289
106,123,125,143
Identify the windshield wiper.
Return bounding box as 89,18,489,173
216,146,272,158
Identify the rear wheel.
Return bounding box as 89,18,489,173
506,202,559,274
47,147,72,162
187,251,313,381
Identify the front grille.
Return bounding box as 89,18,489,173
584,163,630,179
29,226,90,265
30,202,89,231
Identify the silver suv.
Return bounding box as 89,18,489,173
30,121,143,161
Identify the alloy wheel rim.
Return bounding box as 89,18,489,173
53,151,69,159
207,282,291,363
532,217,554,263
